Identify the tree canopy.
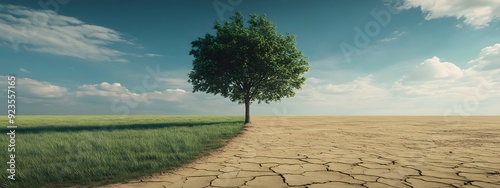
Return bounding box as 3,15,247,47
188,12,309,123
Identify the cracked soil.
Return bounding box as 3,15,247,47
103,116,500,188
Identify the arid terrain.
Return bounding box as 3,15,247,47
104,116,500,188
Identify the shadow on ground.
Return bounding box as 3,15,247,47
1,121,243,134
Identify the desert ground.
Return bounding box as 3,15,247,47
103,116,500,188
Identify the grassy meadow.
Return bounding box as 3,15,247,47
0,115,245,188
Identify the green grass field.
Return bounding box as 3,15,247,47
0,115,245,188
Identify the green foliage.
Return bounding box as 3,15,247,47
0,116,244,188
189,12,309,104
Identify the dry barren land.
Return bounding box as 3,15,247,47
104,116,500,188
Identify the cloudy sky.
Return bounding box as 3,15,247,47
0,0,499,116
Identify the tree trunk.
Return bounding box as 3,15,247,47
244,97,250,124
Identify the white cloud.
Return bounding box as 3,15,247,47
292,84,325,102
0,3,133,62
468,43,500,71
292,44,500,115
0,76,75,108
19,68,30,73
158,77,191,88
76,82,149,103
393,47,500,97
381,31,406,42
324,79,361,93
145,53,162,57
17,77,68,98
146,88,187,102
297,75,392,103
75,81,188,103
398,56,464,83
306,77,323,84
402,0,500,29
165,88,186,93
325,75,392,100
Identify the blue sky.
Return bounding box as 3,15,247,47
0,0,499,116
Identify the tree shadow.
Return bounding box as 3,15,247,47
2,121,243,134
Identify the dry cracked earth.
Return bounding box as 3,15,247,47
104,116,500,188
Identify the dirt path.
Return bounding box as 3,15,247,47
103,116,500,188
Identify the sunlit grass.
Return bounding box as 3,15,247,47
0,115,244,188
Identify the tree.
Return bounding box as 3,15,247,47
188,12,309,124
